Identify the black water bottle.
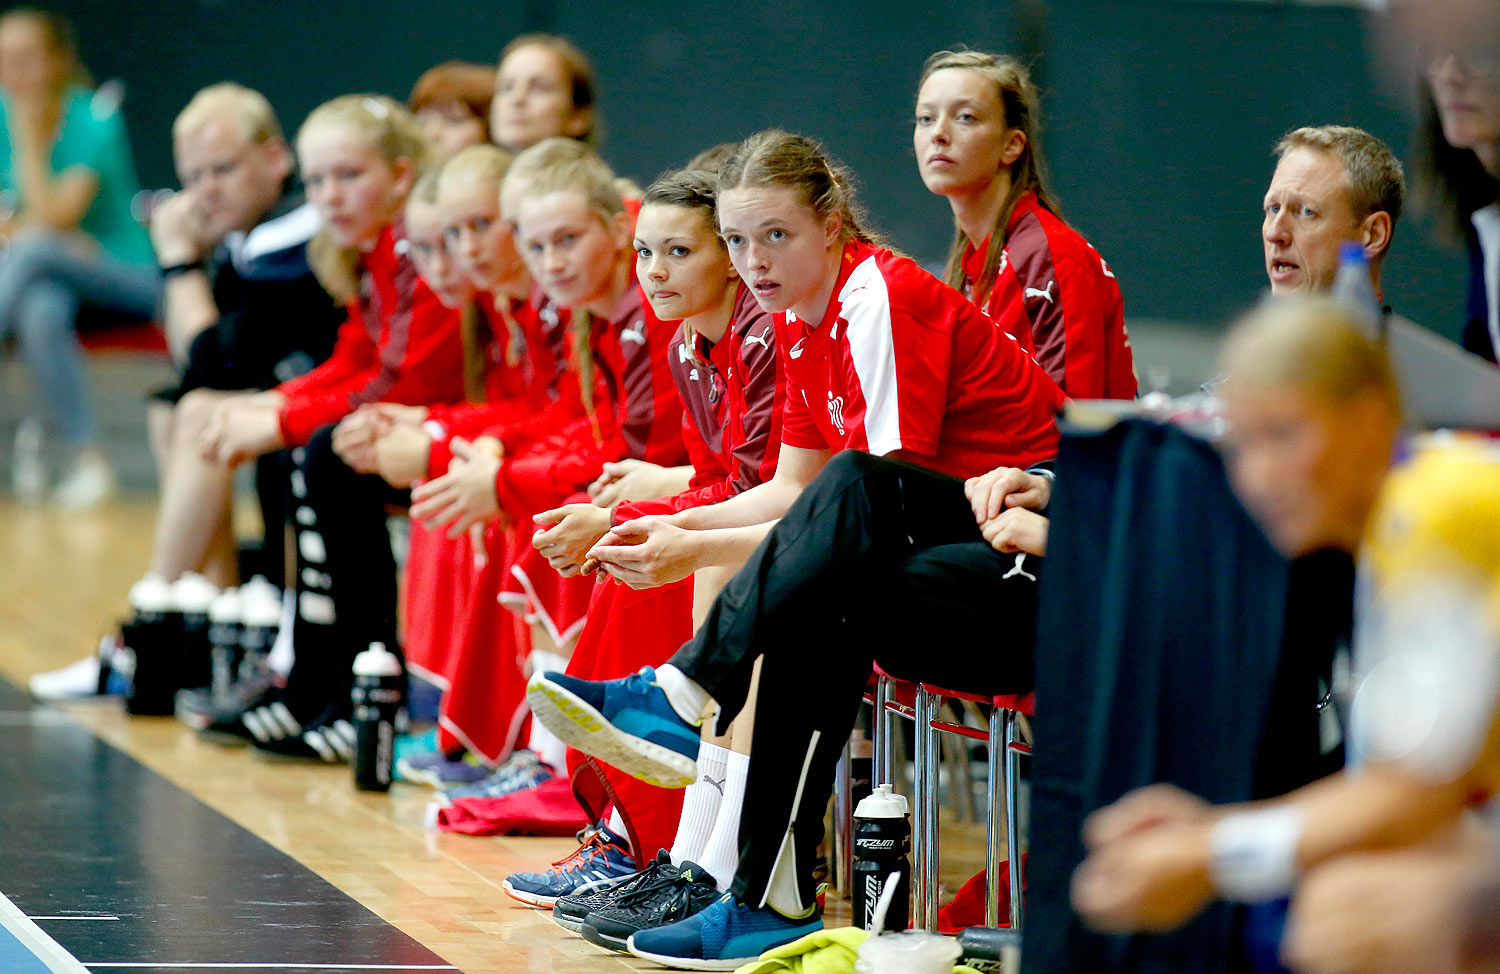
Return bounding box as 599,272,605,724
206,588,243,703
853,783,912,931
122,573,177,716
172,573,218,692
352,643,403,791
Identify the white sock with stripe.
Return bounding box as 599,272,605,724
696,750,749,890
670,742,730,865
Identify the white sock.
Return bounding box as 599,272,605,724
607,806,627,839
527,649,570,769
696,750,749,890
655,664,715,726
670,742,730,865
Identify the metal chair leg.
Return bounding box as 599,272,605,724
1004,709,1024,931
911,686,941,931
834,740,853,897
985,705,1004,927
872,675,894,788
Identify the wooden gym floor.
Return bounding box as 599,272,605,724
0,497,991,974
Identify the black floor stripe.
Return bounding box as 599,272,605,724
0,681,454,971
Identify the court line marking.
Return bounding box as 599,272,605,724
85,960,459,966
28,917,121,922
0,888,92,974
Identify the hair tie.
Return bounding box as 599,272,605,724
363,97,389,120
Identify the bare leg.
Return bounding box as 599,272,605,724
148,389,241,580
145,399,174,486
693,565,738,749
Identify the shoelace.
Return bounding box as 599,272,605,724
551,829,619,876
627,871,715,918
606,859,684,908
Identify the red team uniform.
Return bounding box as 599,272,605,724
779,238,1063,475
562,283,787,861
963,190,1136,401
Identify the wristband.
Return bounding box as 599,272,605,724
1209,807,1304,903
160,259,206,278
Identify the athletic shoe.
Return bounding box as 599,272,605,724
250,705,356,763
626,894,823,971
582,859,720,953
29,637,132,701
436,748,553,804
501,824,637,908
175,658,275,731
199,685,300,747
552,849,677,933
526,666,699,788
53,450,116,511
396,748,491,787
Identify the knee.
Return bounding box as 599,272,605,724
15,280,75,341
807,449,885,497
174,389,225,445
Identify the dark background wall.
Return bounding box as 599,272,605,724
50,0,1466,336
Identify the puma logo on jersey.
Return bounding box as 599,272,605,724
743,328,772,351
621,321,647,344
789,338,807,359
1025,281,1055,303
827,393,846,435
1002,554,1037,583
1100,257,1116,279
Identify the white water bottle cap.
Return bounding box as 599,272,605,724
171,572,219,614
353,642,403,677
208,588,241,624
128,573,173,613
854,783,909,819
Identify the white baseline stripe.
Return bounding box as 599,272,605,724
27,917,120,922
0,888,91,974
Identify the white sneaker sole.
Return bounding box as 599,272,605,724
625,940,750,971
501,878,561,909
525,676,696,788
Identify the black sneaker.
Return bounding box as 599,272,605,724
176,660,275,731
250,705,356,763
199,685,301,747
553,850,676,933
581,860,720,953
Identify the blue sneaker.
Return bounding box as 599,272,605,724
526,666,699,788
626,894,823,971
395,747,491,787
436,748,553,804
502,824,637,908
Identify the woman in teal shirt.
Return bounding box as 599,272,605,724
0,8,158,508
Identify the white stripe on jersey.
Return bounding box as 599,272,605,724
840,257,903,455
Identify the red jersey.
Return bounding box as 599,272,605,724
276,223,464,446
964,191,1137,400
778,239,1062,478
495,276,686,514
423,289,571,477
616,284,786,523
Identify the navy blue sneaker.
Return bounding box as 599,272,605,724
501,824,637,908
626,894,823,971
526,666,699,787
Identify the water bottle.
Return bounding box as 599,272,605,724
206,588,242,703
1331,241,1382,335
853,783,912,931
352,643,403,791
171,573,219,692
237,577,282,682
122,573,177,716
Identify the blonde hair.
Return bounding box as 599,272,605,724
173,82,282,146
299,95,428,304
437,143,522,393
1221,295,1401,417
920,50,1060,304
718,129,886,248
1276,125,1406,254
518,153,626,439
